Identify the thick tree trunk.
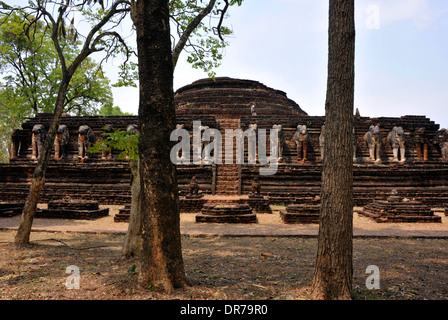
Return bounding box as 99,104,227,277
311,0,355,300
14,80,70,245
134,0,186,292
122,159,142,258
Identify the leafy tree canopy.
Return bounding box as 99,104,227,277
170,0,243,78
98,104,133,116
0,10,115,117
0,7,120,161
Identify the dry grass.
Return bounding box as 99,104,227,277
0,230,447,300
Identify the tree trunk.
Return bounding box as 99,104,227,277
134,0,186,292
122,159,142,258
310,0,355,300
14,80,70,245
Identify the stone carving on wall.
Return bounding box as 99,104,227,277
31,124,46,160
54,125,69,161
414,127,428,161
364,124,382,163
387,126,406,163
293,124,309,163
78,125,95,162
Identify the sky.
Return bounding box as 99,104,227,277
6,0,448,128
109,0,448,128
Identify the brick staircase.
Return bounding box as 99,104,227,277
215,118,240,195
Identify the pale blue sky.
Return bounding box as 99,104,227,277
6,0,448,128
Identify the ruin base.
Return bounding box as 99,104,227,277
280,204,320,224
196,203,257,224
359,199,441,223
36,200,109,220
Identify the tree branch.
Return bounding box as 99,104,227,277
69,0,131,76
172,0,216,70
216,0,229,41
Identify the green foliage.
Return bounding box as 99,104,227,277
0,0,244,161
0,9,119,160
127,264,137,275
170,0,243,78
0,86,29,163
0,11,115,116
106,0,245,83
97,104,134,116
113,62,139,88
89,127,139,161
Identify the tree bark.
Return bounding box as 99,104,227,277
122,159,142,258
14,79,70,245
310,0,355,300
134,0,186,292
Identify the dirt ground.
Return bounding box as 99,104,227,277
0,229,447,301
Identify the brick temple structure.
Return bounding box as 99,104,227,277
1,77,448,222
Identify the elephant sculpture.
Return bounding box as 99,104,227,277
127,124,139,134
434,129,448,162
414,127,428,161
31,124,46,160
272,124,284,162
387,126,406,163
247,123,258,163
293,124,309,163
10,134,19,159
174,124,188,162
54,125,69,161
319,125,325,161
78,125,95,162
198,125,210,163
101,124,114,160
364,124,382,163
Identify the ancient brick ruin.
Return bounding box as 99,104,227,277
1,77,447,224
36,200,109,220
280,204,320,224
358,190,442,223
196,203,257,224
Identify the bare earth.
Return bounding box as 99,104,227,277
0,205,447,301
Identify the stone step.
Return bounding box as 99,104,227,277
216,187,238,193
217,179,239,184
216,183,238,189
